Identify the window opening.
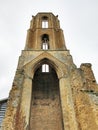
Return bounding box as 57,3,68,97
42,64,49,72
42,21,48,28
42,16,48,28
42,42,48,50
42,34,49,50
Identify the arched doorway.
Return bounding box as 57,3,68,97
30,62,64,130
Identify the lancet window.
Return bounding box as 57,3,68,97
41,34,49,50
42,16,48,28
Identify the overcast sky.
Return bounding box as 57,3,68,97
0,0,98,99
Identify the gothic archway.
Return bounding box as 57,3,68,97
30,60,64,130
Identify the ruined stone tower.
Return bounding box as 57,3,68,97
1,12,98,130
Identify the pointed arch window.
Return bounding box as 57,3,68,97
41,34,49,50
42,16,48,28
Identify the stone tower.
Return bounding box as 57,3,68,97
1,12,98,130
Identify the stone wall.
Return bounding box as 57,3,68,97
71,63,98,130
